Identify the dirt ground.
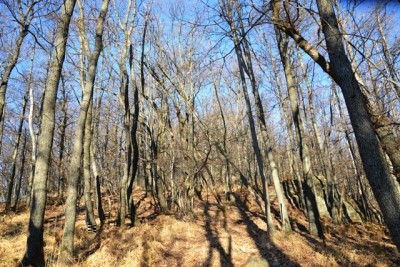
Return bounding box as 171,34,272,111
0,187,399,266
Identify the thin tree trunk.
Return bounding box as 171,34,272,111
0,3,34,153
213,76,232,200
57,82,68,205
266,40,305,209
126,11,147,222
118,69,132,226
297,51,339,224
27,46,38,207
220,0,275,233
90,119,106,224
60,0,109,260
13,130,27,212
4,56,31,212
273,15,324,237
83,100,96,230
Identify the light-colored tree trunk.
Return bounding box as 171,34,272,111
265,39,306,209
230,1,291,231
297,51,339,224
83,100,96,230
90,105,106,224
60,0,109,260
272,4,324,236
4,82,29,211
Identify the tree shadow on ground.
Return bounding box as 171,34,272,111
0,221,24,238
75,223,105,261
203,202,233,267
234,193,300,267
298,229,400,266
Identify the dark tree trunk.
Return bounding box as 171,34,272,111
21,1,77,266
5,74,29,212
12,130,27,212
316,0,400,249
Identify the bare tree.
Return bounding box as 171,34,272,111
60,0,110,260
0,0,36,153
21,0,77,265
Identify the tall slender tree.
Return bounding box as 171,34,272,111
21,0,77,265
60,0,110,260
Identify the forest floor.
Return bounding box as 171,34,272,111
0,187,399,267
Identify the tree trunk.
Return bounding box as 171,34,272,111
118,68,131,226
90,120,106,224
266,40,305,209
297,51,340,224
4,57,31,212
316,0,400,249
22,1,77,265
233,3,291,230
83,100,96,230
274,19,324,238
220,0,275,233
13,130,27,212
60,0,109,260
27,46,39,207
57,82,68,205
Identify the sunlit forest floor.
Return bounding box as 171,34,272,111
1,187,399,266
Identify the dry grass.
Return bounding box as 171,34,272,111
0,188,399,267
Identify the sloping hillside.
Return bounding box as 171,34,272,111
0,188,398,266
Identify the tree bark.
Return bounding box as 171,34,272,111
22,0,77,265
83,100,96,230
13,130,27,212
60,0,109,260
315,0,400,249
57,81,68,205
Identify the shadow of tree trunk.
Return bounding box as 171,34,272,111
234,193,300,267
203,202,233,267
